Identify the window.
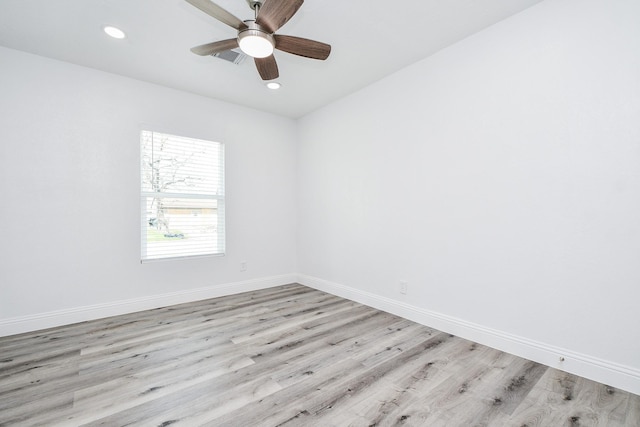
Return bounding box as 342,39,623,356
140,130,225,261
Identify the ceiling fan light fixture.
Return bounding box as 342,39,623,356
238,21,274,58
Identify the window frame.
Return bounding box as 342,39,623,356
140,130,225,262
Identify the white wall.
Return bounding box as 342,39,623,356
297,0,640,392
0,46,297,328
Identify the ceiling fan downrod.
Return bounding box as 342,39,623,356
248,0,262,18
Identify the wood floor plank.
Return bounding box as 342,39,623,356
203,358,366,427
627,394,640,426
302,333,452,419
348,338,488,425
1,283,638,426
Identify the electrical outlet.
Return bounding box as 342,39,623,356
240,261,247,272
399,281,408,295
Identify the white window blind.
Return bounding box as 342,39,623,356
140,130,225,261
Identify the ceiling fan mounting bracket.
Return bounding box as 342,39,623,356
246,1,263,11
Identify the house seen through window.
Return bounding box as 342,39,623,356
140,130,225,261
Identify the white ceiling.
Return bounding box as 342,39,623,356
0,0,543,118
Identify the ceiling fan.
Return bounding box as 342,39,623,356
186,0,331,81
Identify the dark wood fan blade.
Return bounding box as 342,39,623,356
255,0,303,33
274,35,331,60
254,55,279,80
190,39,239,56
185,0,247,30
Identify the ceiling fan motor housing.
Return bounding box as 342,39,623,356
237,20,275,58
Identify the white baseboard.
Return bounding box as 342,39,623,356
0,274,296,338
298,274,640,396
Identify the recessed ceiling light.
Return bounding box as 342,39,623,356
266,82,281,90
103,26,126,39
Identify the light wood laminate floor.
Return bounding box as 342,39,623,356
1,284,638,426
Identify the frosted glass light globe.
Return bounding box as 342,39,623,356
238,34,274,58
237,21,274,58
